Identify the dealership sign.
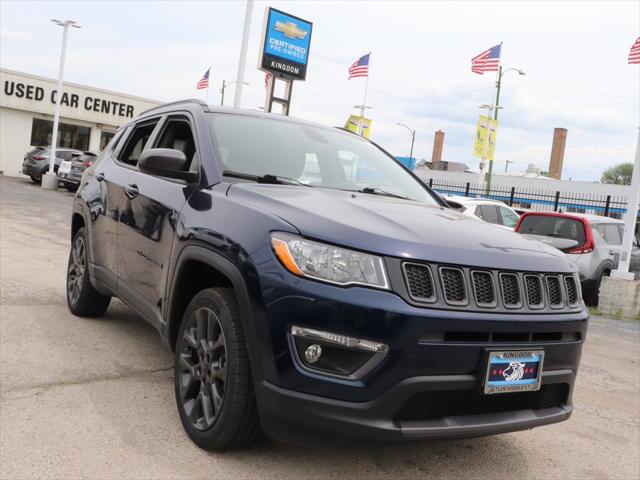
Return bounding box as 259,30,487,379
258,8,313,80
3,80,136,118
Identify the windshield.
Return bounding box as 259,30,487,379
208,113,439,205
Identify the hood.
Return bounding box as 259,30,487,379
228,184,572,272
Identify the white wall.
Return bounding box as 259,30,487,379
0,108,32,176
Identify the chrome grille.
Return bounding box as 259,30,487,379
400,261,582,313
564,275,579,306
546,276,563,307
440,268,466,304
471,271,495,306
402,263,435,302
500,273,522,308
524,275,544,308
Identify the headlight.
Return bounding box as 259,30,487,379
270,232,389,289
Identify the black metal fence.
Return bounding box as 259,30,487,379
425,178,630,219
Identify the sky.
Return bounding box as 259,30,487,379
1,0,639,181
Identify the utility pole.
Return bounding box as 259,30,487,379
221,80,226,106
42,19,81,191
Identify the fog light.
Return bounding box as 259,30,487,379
304,344,322,364
290,325,389,378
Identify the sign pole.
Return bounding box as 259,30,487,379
233,0,254,108
612,127,640,280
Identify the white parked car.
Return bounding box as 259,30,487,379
444,196,520,230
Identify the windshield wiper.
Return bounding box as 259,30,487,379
355,187,408,200
223,170,311,186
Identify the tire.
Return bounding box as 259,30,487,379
66,228,111,316
174,288,260,450
30,176,41,184
65,184,78,193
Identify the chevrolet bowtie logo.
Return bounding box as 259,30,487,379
274,21,307,40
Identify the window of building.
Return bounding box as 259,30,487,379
99,131,116,150
30,118,91,151
118,120,159,167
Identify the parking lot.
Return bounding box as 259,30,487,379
0,175,638,480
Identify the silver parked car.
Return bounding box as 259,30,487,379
22,146,82,183
515,211,639,304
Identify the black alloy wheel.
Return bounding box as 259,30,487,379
67,235,86,306
66,227,111,316
174,288,259,450
177,306,228,431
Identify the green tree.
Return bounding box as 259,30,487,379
601,163,633,185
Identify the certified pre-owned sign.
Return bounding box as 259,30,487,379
258,7,313,81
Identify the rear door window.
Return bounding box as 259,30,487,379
518,215,586,245
118,120,159,167
477,205,501,224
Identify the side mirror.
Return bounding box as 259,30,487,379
138,148,197,182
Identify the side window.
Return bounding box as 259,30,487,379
479,205,501,224
118,120,159,167
154,117,197,171
499,207,519,228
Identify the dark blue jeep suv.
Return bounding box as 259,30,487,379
66,99,588,450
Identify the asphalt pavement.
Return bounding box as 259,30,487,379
1,176,639,480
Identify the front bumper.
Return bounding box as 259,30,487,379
250,252,588,443
256,369,574,444
57,171,80,186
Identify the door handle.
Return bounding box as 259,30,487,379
125,184,139,199
96,172,105,182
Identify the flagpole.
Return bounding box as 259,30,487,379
205,66,211,104
359,52,371,136
485,42,502,195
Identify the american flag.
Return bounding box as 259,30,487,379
196,68,210,89
629,37,640,64
348,53,370,79
471,44,501,74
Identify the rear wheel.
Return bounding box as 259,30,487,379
66,228,111,316
174,288,259,450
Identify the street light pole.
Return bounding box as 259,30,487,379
485,66,525,193
221,80,250,106
42,19,81,190
396,122,415,159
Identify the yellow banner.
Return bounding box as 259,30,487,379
345,115,372,139
473,115,499,161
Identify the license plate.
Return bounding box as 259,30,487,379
59,161,72,174
483,350,544,394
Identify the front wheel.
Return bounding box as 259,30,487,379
174,288,259,450
66,228,111,316
65,184,78,193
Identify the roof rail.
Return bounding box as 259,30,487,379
141,98,208,115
